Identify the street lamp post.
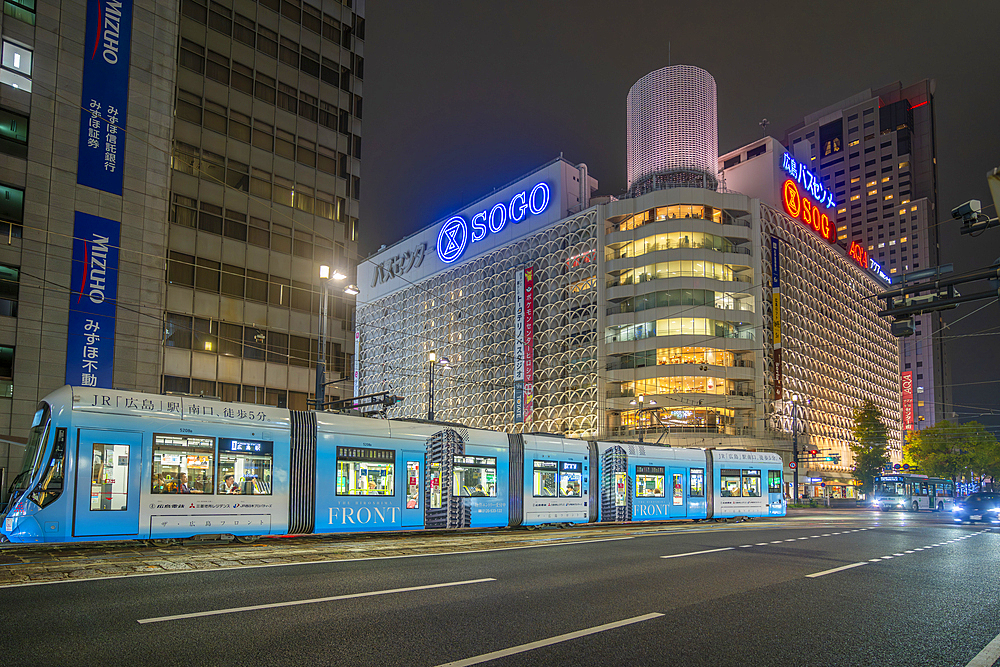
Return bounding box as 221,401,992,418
315,265,345,410
792,393,800,500
629,395,656,443
427,351,449,421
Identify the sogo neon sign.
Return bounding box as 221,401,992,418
437,183,551,263
781,153,836,244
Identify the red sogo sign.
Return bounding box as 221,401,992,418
782,180,836,243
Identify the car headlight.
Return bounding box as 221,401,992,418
953,506,964,512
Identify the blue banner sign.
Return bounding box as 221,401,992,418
66,212,121,388
771,237,780,288
77,0,134,195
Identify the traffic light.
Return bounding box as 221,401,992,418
809,449,819,456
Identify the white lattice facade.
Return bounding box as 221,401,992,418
627,65,719,192
356,209,601,438
760,203,902,477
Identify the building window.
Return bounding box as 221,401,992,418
0,40,31,91
0,264,18,316
0,182,24,238
0,106,27,159
4,0,35,24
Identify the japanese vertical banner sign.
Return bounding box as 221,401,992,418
514,268,525,422
771,237,782,400
524,266,535,422
66,212,121,388
77,0,134,195
901,371,914,431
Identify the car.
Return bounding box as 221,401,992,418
952,493,1000,524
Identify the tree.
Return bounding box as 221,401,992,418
850,400,891,496
904,420,971,482
909,420,1000,490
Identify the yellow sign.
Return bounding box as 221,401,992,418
772,293,781,347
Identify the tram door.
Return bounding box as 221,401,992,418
401,451,424,528
74,430,143,537
670,468,687,518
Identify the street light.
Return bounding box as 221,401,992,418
427,351,450,420
315,264,345,410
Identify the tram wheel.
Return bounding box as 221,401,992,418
149,538,175,547
234,535,260,544
937,502,944,512
911,502,919,513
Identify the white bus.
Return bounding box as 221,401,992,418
872,473,956,512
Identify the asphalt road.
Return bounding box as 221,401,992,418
1,510,997,667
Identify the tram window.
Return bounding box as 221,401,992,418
533,460,557,497
90,443,130,511
336,446,394,496
218,438,273,495
635,465,665,498
429,461,442,508
29,427,66,508
672,473,684,505
152,434,215,494
742,469,762,497
768,470,782,494
559,461,582,497
406,461,420,509
454,455,497,497
720,469,742,497
690,468,704,497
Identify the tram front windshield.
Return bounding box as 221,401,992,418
12,404,51,492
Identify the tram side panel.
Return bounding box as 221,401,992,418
314,417,511,533
520,435,590,526
710,450,785,519
595,443,709,523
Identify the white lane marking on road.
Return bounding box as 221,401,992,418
661,547,734,559
138,578,496,624
806,562,867,578
784,539,797,542
869,559,883,562
967,630,1000,667
905,551,914,554
893,553,905,556
810,535,821,538
821,534,831,537
797,537,809,540
881,556,894,559
435,613,665,667
756,543,768,546
738,545,753,548
770,540,783,544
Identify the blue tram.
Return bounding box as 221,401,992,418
2,386,784,544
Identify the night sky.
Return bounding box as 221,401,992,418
359,1,1000,430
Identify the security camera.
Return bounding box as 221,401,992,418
951,200,981,221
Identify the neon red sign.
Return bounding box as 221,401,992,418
848,241,868,268
782,179,836,244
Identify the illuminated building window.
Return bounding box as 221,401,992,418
850,195,860,202
901,199,910,205
837,207,847,214
899,208,906,215
851,177,860,184
837,225,847,232
910,206,917,212
881,176,891,183
899,161,910,170
878,243,885,248
867,245,874,250
866,180,877,187
890,268,897,274
867,189,877,196
889,240,896,246
900,236,907,243
0,40,32,92
848,140,859,147
884,194,893,201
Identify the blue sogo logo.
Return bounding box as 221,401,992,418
436,182,551,264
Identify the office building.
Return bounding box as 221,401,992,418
780,81,949,429
0,0,363,454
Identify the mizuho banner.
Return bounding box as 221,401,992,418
77,0,134,195
66,212,121,388
771,238,782,400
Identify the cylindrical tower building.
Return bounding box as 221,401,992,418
627,65,719,195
